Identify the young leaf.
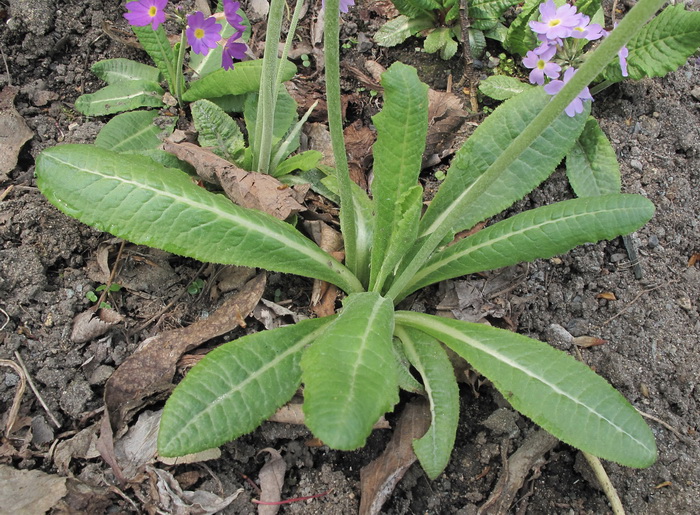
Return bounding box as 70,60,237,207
131,25,176,92
604,4,700,82
390,0,441,18
396,326,459,480
566,117,621,197
272,150,323,177
158,317,333,456
35,145,363,294
424,27,455,55
190,99,246,162
74,81,164,116
301,292,398,450
503,0,540,56
395,312,657,468
244,86,298,157
402,194,654,297
469,0,520,31
374,15,436,48
418,87,588,241
91,58,162,85
183,60,297,102
95,111,175,153
369,62,428,292
478,75,533,101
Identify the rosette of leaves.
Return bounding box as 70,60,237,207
36,62,657,477
375,0,520,59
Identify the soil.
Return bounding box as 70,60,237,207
1,1,699,514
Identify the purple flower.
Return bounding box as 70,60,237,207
618,46,629,77
529,0,583,42
186,11,222,56
322,0,355,13
223,0,246,32
571,15,604,41
522,47,561,85
222,33,247,71
124,0,168,30
543,67,593,117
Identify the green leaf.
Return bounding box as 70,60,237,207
419,87,588,241
74,81,164,116
272,150,323,177
159,317,333,456
395,312,657,468
391,337,425,394
95,111,175,153
244,86,298,159
131,25,176,92
441,36,459,60
468,28,487,59
604,4,700,82
190,99,246,162
478,75,533,101
35,144,363,293
396,326,459,479
131,149,196,175
389,0,441,18
424,27,454,54
403,194,654,296
566,117,621,197
183,59,297,102
370,63,428,292
503,0,540,56
374,15,436,48
189,20,239,79
469,0,520,30
301,292,398,450
575,0,602,18
91,58,162,85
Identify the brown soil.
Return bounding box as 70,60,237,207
1,1,698,514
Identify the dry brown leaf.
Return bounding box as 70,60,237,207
595,292,617,301
0,86,34,179
152,466,243,514
53,424,101,476
163,140,307,220
257,448,286,515
359,399,432,515
252,298,302,330
0,464,68,515
344,120,375,191
573,336,608,348
70,306,125,344
424,89,468,168
303,220,344,316
104,273,266,433
688,253,699,267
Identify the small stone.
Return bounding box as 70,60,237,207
482,408,520,438
59,379,94,417
691,86,700,101
88,365,114,386
629,159,643,171
546,323,574,350
648,234,660,248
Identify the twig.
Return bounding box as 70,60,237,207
97,240,126,307
636,409,686,441
0,43,11,86
621,234,643,279
0,359,26,438
0,185,14,202
0,306,9,331
598,282,674,327
14,351,61,428
582,451,625,515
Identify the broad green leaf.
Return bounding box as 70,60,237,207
389,0,440,18
392,337,425,394
272,150,322,177
424,27,454,54
370,63,428,292
395,312,657,468
301,292,398,450
418,87,588,241
575,0,602,18
374,15,436,48
131,149,196,175
396,326,459,479
95,111,175,153
566,117,621,197
284,166,340,204
484,22,509,43
131,25,176,92
91,58,161,85
210,94,246,113
159,317,333,456
190,99,246,162
35,145,363,294
503,0,539,56
183,59,297,102
244,86,298,159
74,81,164,116
403,194,653,296
470,0,520,30
441,35,459,60
478,75,533,101
468,28,487,59
604,4,700,82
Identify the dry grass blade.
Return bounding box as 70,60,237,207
0,359,25,438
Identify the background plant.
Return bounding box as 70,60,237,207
34,0,669,480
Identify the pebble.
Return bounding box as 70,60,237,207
690,86,700,101
648,234,660,248
629,159,643,171
546,323,574,350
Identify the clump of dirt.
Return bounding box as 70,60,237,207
1,1,698,514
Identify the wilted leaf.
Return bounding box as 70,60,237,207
595,292,617,301
424,89,467,167
573,336,607,348
54,425,101,476
153,467,242,514
257,448,286,515
0,465,67,515
163,140,307,220
0,86,34,177
70,306,125,344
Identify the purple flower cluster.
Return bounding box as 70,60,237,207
124,0,248,71
523,0,629,117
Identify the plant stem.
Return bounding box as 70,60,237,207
386,0,666,302
583,451,626,515
324,0,361,278
174,30,187,106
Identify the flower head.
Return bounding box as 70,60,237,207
618,46,629,77
322,0,355,13
223,0,247,32
529,0,583,42
543,67,593,117
571,15,604,41
186,11,222,56
522,47,561,85
222,32,248,71
124,0,168,30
